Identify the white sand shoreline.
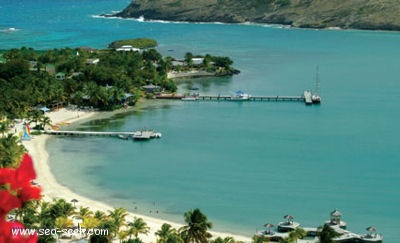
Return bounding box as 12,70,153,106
22,108,252,243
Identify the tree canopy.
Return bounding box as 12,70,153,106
0,46,177,118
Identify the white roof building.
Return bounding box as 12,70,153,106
116,45,140,52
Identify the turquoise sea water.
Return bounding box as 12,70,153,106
2,1,400,241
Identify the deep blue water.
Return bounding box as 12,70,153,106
2,1,400,241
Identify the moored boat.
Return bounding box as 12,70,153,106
181,97,197,101
312,65,322,104
231,90,251,100
117,134,129,140
132,130,162,140
312,93,321,104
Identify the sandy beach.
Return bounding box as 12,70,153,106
167,70,216,79
22,108,252,243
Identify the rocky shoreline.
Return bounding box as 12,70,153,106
112,0,400,31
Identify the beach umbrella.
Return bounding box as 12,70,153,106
284,214,294,224
366,226,377,238
366,226,376,232
71,199,78,207
39,107,50,113
284,214,294,220
264,223,274,234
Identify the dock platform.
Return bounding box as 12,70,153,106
303,90,313,105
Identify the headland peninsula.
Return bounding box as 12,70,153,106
0,39,238,118
112,0,400,31
0,42,246,243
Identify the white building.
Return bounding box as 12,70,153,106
116,45,140,52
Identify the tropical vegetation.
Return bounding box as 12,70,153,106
317,224,341,243
108,38,158,49
0,45,176,118
0,45,236,119
180,208,213,243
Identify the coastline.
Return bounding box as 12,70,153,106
167,70,216,79
22,108,252,243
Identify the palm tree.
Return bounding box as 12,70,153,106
252,235,266,243
318,224,341,243
38,201,54,228
0,120,11,135
55,216,73,229
82,215,100,229
184,52,194,69
163,56,173,73
84,82,102,107
108,86,125,106
15,200,40,228
288,227,306,241
108,207,129,238
39,116,52,130
118,230,129,242
126,217,149,240
28,109,43,129
165,233,184,243
202,54,212,70
180,208,212,243
212,236,236,243
94,210,107,221
156,223,184,243
78,206,94,218
156,223,174,243
0,134,26,168
50,198,75,219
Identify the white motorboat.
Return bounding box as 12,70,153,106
231,90,251,100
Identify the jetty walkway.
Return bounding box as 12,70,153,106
154,90,314,105
44,130,136,136
44,130,162,140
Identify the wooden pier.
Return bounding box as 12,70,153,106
154,91,316,104
44,130,137,136
197,95,304,102
44,130,162,140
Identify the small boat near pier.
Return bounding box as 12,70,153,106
312,65,322,104
132,130,162,140
230,90,251,100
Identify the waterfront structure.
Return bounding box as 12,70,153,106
44,129,162,140
256,210,383,243
154,91,319,105
326,208,347,229
116,45,140,52
142,84,162,93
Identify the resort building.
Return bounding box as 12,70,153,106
256,210,383,243
326,208,347,229
142,84,161,93
116,45,140,52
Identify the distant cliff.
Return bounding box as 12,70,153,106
114,0,400,31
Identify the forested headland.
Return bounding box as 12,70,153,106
0,43,237,119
